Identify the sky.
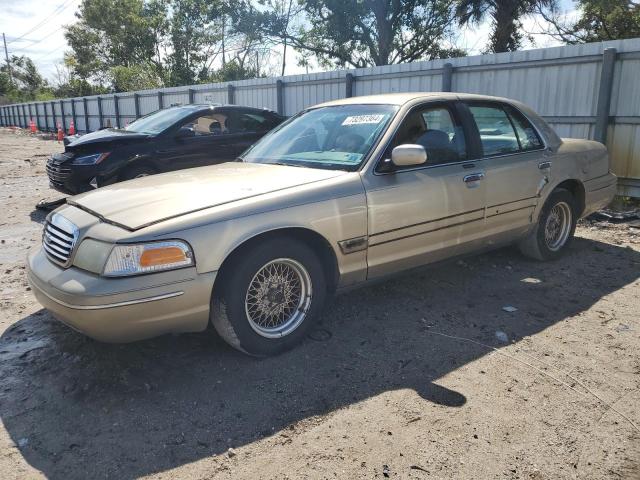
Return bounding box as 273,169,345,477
0,0,576,84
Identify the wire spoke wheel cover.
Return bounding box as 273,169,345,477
544,201,572,251
245,258,313,338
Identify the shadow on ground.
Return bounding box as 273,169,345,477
1,237,638,479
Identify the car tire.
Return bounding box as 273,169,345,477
519,188,577,261
121,165,156,181
211,237,326,356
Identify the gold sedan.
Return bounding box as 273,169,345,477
27,93,617,355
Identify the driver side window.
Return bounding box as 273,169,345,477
386,105,466,168
181,113,228,136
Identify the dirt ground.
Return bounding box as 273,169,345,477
0,127,639,480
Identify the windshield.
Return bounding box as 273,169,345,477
125,106,195,135
241,104,398,171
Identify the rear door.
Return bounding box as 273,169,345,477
463,102,548,243
363,101,487,279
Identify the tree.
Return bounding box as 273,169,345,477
540,0,640,44
231,0,306,75
455,0,557,52
233,0,464,69
64,0,168,86
168,0,223,85
0,55,50,101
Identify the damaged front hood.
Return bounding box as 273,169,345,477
64,129,150,151
67,162,345,230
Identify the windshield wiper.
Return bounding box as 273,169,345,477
270,162,305,168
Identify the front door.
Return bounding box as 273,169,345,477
464,102,548,244
362,102,487,279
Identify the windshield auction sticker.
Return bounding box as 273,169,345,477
342,114,385,126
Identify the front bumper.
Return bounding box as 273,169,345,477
47,158,98,195
27,248,216,342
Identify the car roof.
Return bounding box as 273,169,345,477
315,92,522,108
178,104,279,114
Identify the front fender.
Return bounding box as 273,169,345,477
159,192,369,287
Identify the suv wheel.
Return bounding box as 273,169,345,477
211,237,326,356
519,188,577,261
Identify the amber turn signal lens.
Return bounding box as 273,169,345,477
139,246,187,267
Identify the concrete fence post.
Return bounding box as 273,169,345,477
594,48,617,145
276,79,284,115
59,100,65,130
51,101,57,130
227,84,235,104
134,93,141,119
345,73,354,98
71,99,77,131
114,95,120,128
442,63,453,92
158,91,164,109
83,98,89,132
97,96,104,129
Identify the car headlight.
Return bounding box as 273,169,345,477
71,152,111,165
102,240,194,277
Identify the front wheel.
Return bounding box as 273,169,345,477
519,188,577,261
211,237,326,356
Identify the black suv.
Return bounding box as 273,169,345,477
46,104,285,194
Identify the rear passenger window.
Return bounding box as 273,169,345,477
507,107,544,151
468,105,519,156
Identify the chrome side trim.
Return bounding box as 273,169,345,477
33,286,184,310
338,236,368,254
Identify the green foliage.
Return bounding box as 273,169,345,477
110,64,163,91
456,0,556,53
569,0,639,43
168,0,222,86
0,55,50,101
64,0,168,84
540,0,640,44
233,0,464,68
207,59,263,82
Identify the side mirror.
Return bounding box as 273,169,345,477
176,127,195,139
391,144,427,167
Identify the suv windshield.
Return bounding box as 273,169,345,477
125,106,196,135
241,104,398,171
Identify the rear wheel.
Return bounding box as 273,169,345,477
519,188,577,261
211,237,326,356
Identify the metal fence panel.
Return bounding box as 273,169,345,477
2,38,640,195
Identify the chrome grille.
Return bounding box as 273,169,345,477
42,213,79,267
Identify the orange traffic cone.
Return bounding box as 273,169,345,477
69,120,75,135
57,123,64,142
30,119,36,134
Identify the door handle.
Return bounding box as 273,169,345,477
538,161,552,170
463,172,485,183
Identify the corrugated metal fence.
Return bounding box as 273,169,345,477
2,38,640,196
